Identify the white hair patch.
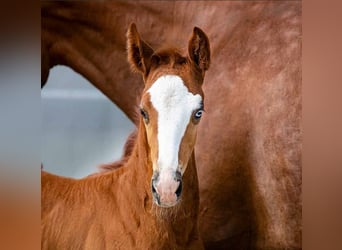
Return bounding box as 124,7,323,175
147,75,202,173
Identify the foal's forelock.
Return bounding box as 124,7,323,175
147,75,202,173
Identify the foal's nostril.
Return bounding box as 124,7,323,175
151,172,159,195
151,180,160,204
175,180,182,198
151,179,157,195
174,171,182,198
151,181,156,194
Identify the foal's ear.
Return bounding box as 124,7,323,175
188,27,211,72
127,23,154,75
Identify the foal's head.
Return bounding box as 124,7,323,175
127,23,210,207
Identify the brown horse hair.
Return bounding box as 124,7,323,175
42,2,302,248
41,23,211,249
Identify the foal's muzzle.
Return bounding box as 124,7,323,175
151,170,182,207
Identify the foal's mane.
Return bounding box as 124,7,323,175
151,46,188,66
99,129,137,172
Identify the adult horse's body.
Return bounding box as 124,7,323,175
42,24,210,249
42,1,301,249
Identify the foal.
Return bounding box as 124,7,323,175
41,23,210,249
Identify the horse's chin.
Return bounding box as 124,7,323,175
151,199,183,222
154,200,179,208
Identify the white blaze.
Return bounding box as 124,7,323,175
147,75,202,174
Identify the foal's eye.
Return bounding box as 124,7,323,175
140,108,149,123
194,109,203,120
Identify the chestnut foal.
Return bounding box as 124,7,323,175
41,23,210,249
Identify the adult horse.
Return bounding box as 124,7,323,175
42,24,210,249
42,1,302,249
